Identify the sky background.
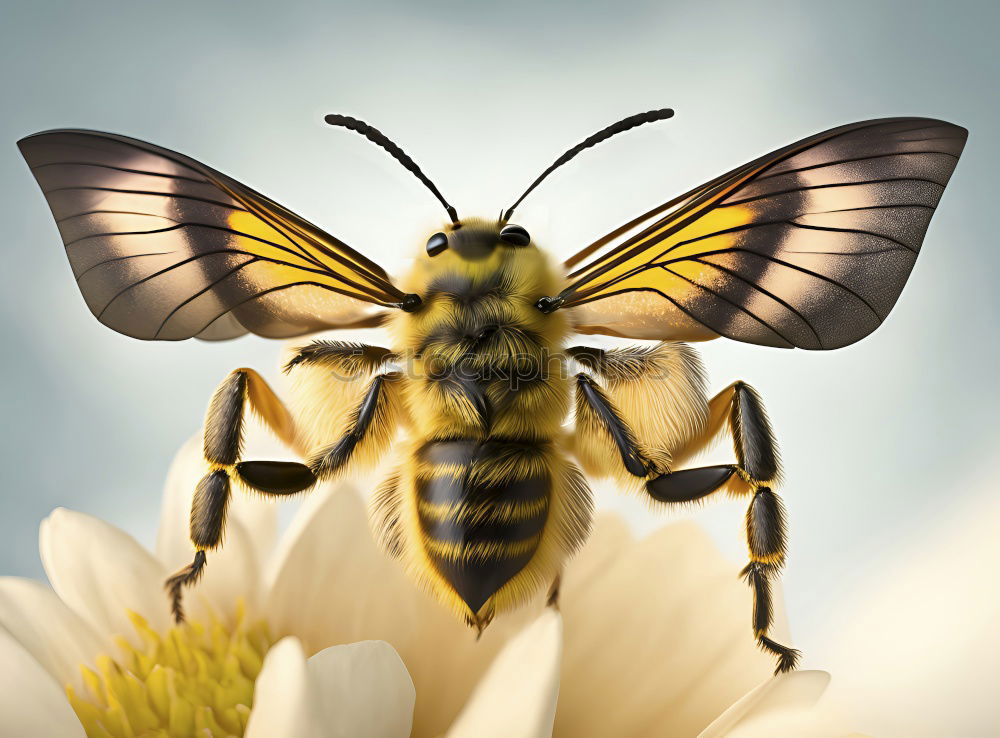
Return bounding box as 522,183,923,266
1,1,997,734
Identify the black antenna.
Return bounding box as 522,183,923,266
324,114,459,224
502,108,675,222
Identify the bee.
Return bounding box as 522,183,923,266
18,110,966,673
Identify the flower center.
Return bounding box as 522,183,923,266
66,606,272,737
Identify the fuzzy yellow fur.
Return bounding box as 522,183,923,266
571,342,711,492
282,346,405,478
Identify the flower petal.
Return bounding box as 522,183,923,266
0,577,107,691
263,484,421,654
403,516,633,736
445,609,562,738
306,640,415,738
156,433,279,582
39,508,171,643
245,636,318,738
822,471,1000,736
701,671,857,737
555,520,779,737
560,513,633,600
0,627,86,737
698,670,832,737
264,482,541,736
402,578,544,737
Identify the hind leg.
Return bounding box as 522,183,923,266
572,354,798,674
166,368,316,621
648,381,798,673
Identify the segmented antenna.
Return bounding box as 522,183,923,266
502,108,675,222
324,114,459,224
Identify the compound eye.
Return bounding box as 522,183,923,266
426,232,448,256
499,223,530,247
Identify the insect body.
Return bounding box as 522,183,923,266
18,110,967,673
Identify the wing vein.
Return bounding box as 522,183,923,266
664,248,884,319
75,251,174,282
94,247,386,320
30,160,208,184
687,257,824,347
787,220,917,253
662,265,795,346
56,209,182,225
42,185,247,212
152,257,261,339
721,177,945,208
754,150,958,181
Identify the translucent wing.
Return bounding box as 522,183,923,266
18,129,408,341
558,118,967,349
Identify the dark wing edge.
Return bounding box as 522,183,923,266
557,117,968,349
17,129,405,341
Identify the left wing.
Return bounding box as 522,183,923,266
18,129,409,341
555,118,967,349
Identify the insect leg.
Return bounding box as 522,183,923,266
166,367,315,622
283,340,395,375
310,371,403,479
671,381,781,491
665,380,797,673
743,486,799,673
572,343,722,489
645,465,738,501
568,342,707,481
571,348,798,672
572,372,650,478
165,471,226,622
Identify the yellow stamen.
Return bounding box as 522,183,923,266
68,603,272,738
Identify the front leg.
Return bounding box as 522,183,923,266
309,371,404,480
283,340,395,375
573,372,650,478
569,342,708,483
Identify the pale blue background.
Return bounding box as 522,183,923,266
1,1,997,733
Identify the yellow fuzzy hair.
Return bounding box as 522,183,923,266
572,342,711,493
281,344,406,478
388,219,570,443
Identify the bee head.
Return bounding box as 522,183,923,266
423,219,534,262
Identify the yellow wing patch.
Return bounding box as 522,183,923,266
19,129,403,341
561,118,967,349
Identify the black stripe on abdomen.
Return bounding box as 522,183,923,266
417,439,550,614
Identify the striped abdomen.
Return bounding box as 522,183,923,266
416,439,550,615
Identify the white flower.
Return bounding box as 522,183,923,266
0,436,855,737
